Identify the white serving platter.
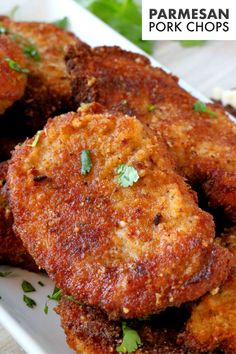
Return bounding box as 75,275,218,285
0,1,233,354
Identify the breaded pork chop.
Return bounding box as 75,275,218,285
0,161,37,271
0,16,81,130
56,297,189,354
0,35,27,114
66,45,236,222
8,103,231,319
181,226,236,353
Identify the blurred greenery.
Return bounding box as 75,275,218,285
76,0,207,53
75,0,154,54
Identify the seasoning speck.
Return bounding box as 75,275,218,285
153,213,161,226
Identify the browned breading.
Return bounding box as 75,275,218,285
0,16,81,131
181,226,236,353
56,297,189,354
8,103,232,319
0,161,37,271
66,44,236,222
0,35,27,114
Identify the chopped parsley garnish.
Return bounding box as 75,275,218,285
0,179,6,187
44,302,49,314
0,25,8,34
116,164,139,188
147,104,156,112
116,322,142,353
4,57,29,74
21,280,36,293
38,281,44,287
81,150,92,175
29,131,42,148
53,17,70,29
0,271,12,277
23,295,36,308
193,101,218,118
65,295,81,305
23,45,41,62
48,287,62,301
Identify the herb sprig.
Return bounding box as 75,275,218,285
4,57,29,74
193,101,218,118
116,322,142,353
81,150,92,175
116,164,139,188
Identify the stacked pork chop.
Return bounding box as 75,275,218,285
1,17,236,354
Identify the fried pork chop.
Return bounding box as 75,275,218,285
8,103,231,319
66,44,236,222
0,16,81,131
0,161,37,271
56,297,189,354
0,35,27,114
181,226,236,353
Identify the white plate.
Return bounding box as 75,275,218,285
0,1,233,354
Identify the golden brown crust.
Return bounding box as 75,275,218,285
181,226,236,353
0,161,37,271
0,35,27,114
56,298,189,354
0,16,81,130
8,103,232,319
66,44,236,222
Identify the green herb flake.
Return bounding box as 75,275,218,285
75,0,153,54
81,150,92,175
116,322,142,353
4,57,29,74
193,101,218,118
53,17,70,29
116,164,139,188
21,280,36,293
65,295,81,305
48,287,62,301
147,104,156,112
0,25,8,34
23,295,36,308
23,45,41,62
38,281,44,287
44,302,49,314
28,131,43,148
9,5,20,19
0,271,12,277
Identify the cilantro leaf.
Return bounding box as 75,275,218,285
53,17,70,29
81,150,92,175
193,101,218,118
23,295,36,308
178,40,206,48
48,287,62,301
116,164,139,188
4,57,29,74
75,0,153,54
21,280,36,293
116,322,142,353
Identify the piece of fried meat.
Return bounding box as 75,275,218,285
56,297,190,354
8,103,231,319
0,161,37,271
66,44,236,222
0,16,81,131
181,226,236,353
0,35,27,114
